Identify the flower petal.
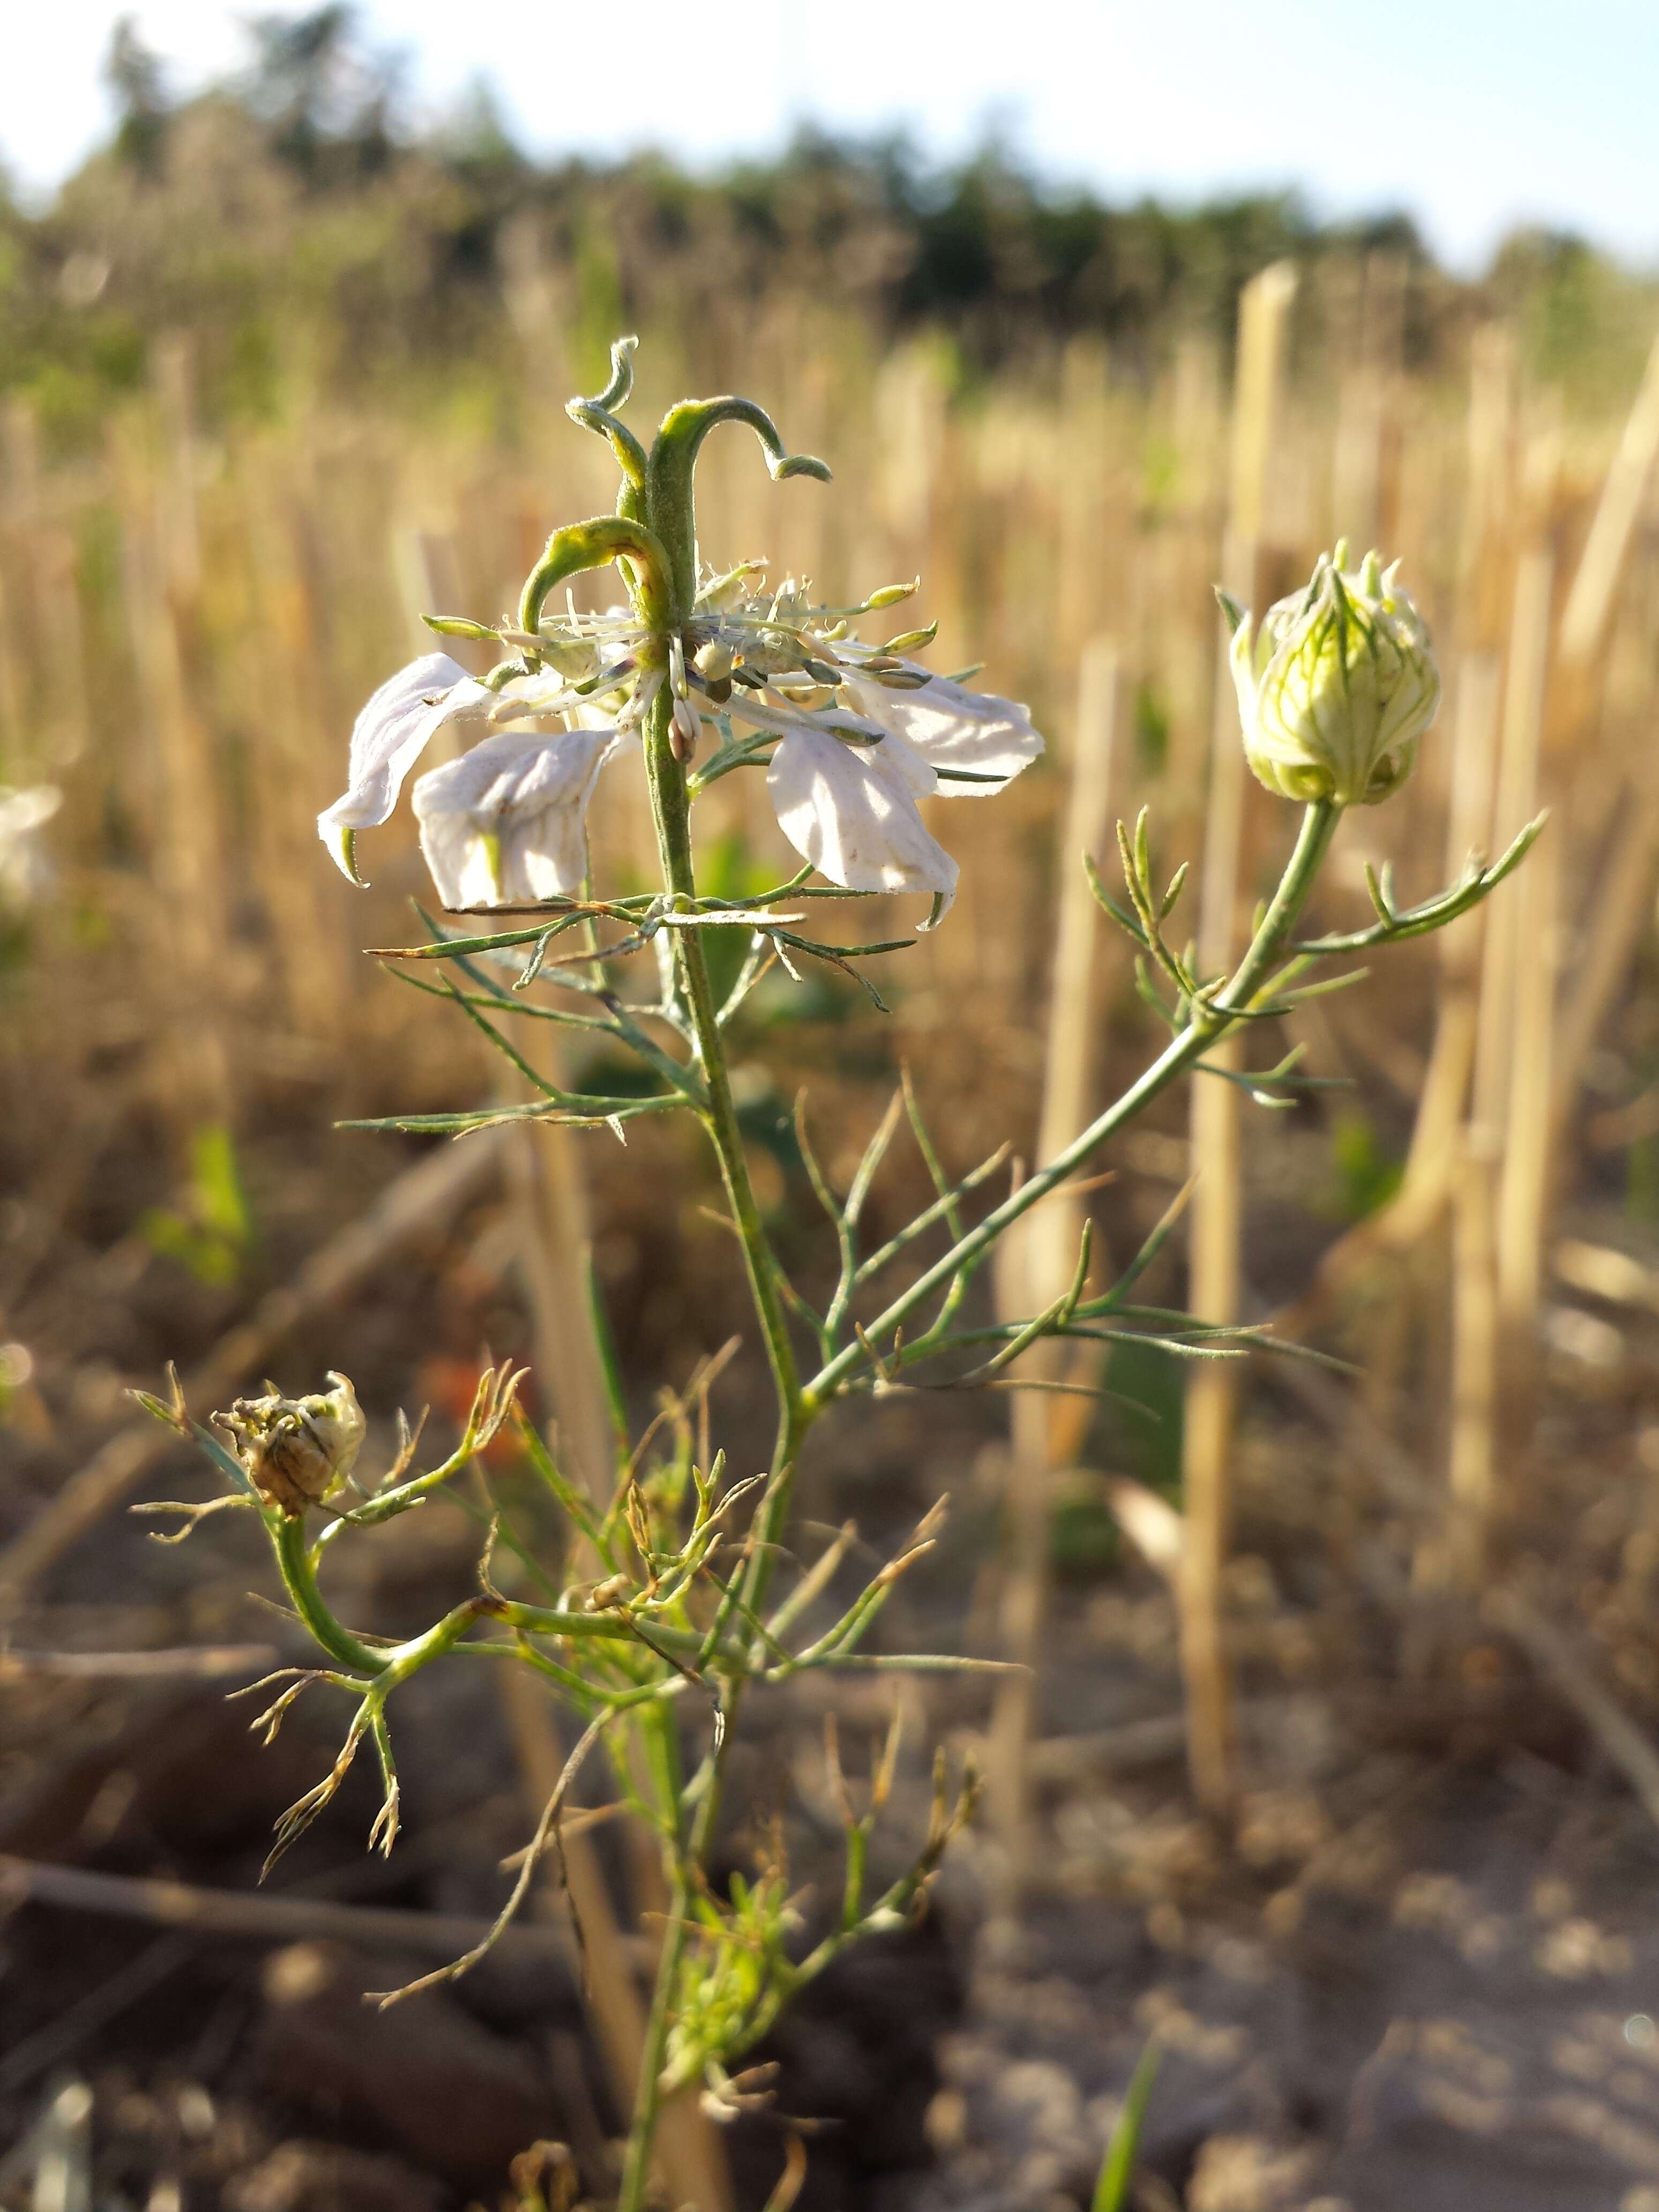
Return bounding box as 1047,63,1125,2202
767,725,958,909
317,654,490,883
413,728,619,910
843,669,1043,796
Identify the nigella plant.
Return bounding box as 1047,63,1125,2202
138,339,1541,2206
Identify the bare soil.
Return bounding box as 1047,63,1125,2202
5,1116,1659,2212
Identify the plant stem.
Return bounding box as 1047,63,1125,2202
1214,798,1337,1012
273,1514,391,1675
617,1850,693,2212
614,1699,693,2212
640,680,814,1624
617,686,815,2212
641,686,803,1458
803,800,1340,1404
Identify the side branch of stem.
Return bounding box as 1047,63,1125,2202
802,802,1340,1404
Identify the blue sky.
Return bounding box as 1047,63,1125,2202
9,1,1656,273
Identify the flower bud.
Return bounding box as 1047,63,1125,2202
864,579,920,611
693,639,734,687
1225,546,1440,807
215,1372,365,1516
669,695,700,763
693,638,734,705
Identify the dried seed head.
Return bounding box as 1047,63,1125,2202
215,1371,365,1516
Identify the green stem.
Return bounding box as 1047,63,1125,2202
616,1703,696,2212
616,684,817,2212
641,684,804,1458
1214,799,1338,1012
488,1600,716,1662
617,1857,694,2211
275,1512,706,1677
273,1514,390,1676
803,800,1340,1406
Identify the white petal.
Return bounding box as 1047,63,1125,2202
317,654,491,883
413,728,619,910
767,726,958,908
866,726,938,800
844,670,1043,795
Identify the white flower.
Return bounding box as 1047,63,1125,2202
319,576,1045,916
413,728,619,908
1228,548,1440,808
752,667,1042,910
0,784,62,910
317,654,496,884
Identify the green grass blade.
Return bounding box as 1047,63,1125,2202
1092,2038,1161,2212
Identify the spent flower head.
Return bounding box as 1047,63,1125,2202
214,1371,365,1516
1224,544,1440,808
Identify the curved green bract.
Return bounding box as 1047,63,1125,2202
564,338,646,481
646,395,832,618
569,400,648,487
517,514,675,636
584,333,639,415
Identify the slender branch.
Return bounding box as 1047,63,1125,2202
802,802,1341,1405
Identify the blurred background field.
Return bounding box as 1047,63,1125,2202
9,13,1659,2211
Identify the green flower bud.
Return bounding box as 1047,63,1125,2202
215,1371,365,1516
693,638,735,686
1224,545,1440,807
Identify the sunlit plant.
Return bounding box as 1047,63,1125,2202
140,337,1539,2207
